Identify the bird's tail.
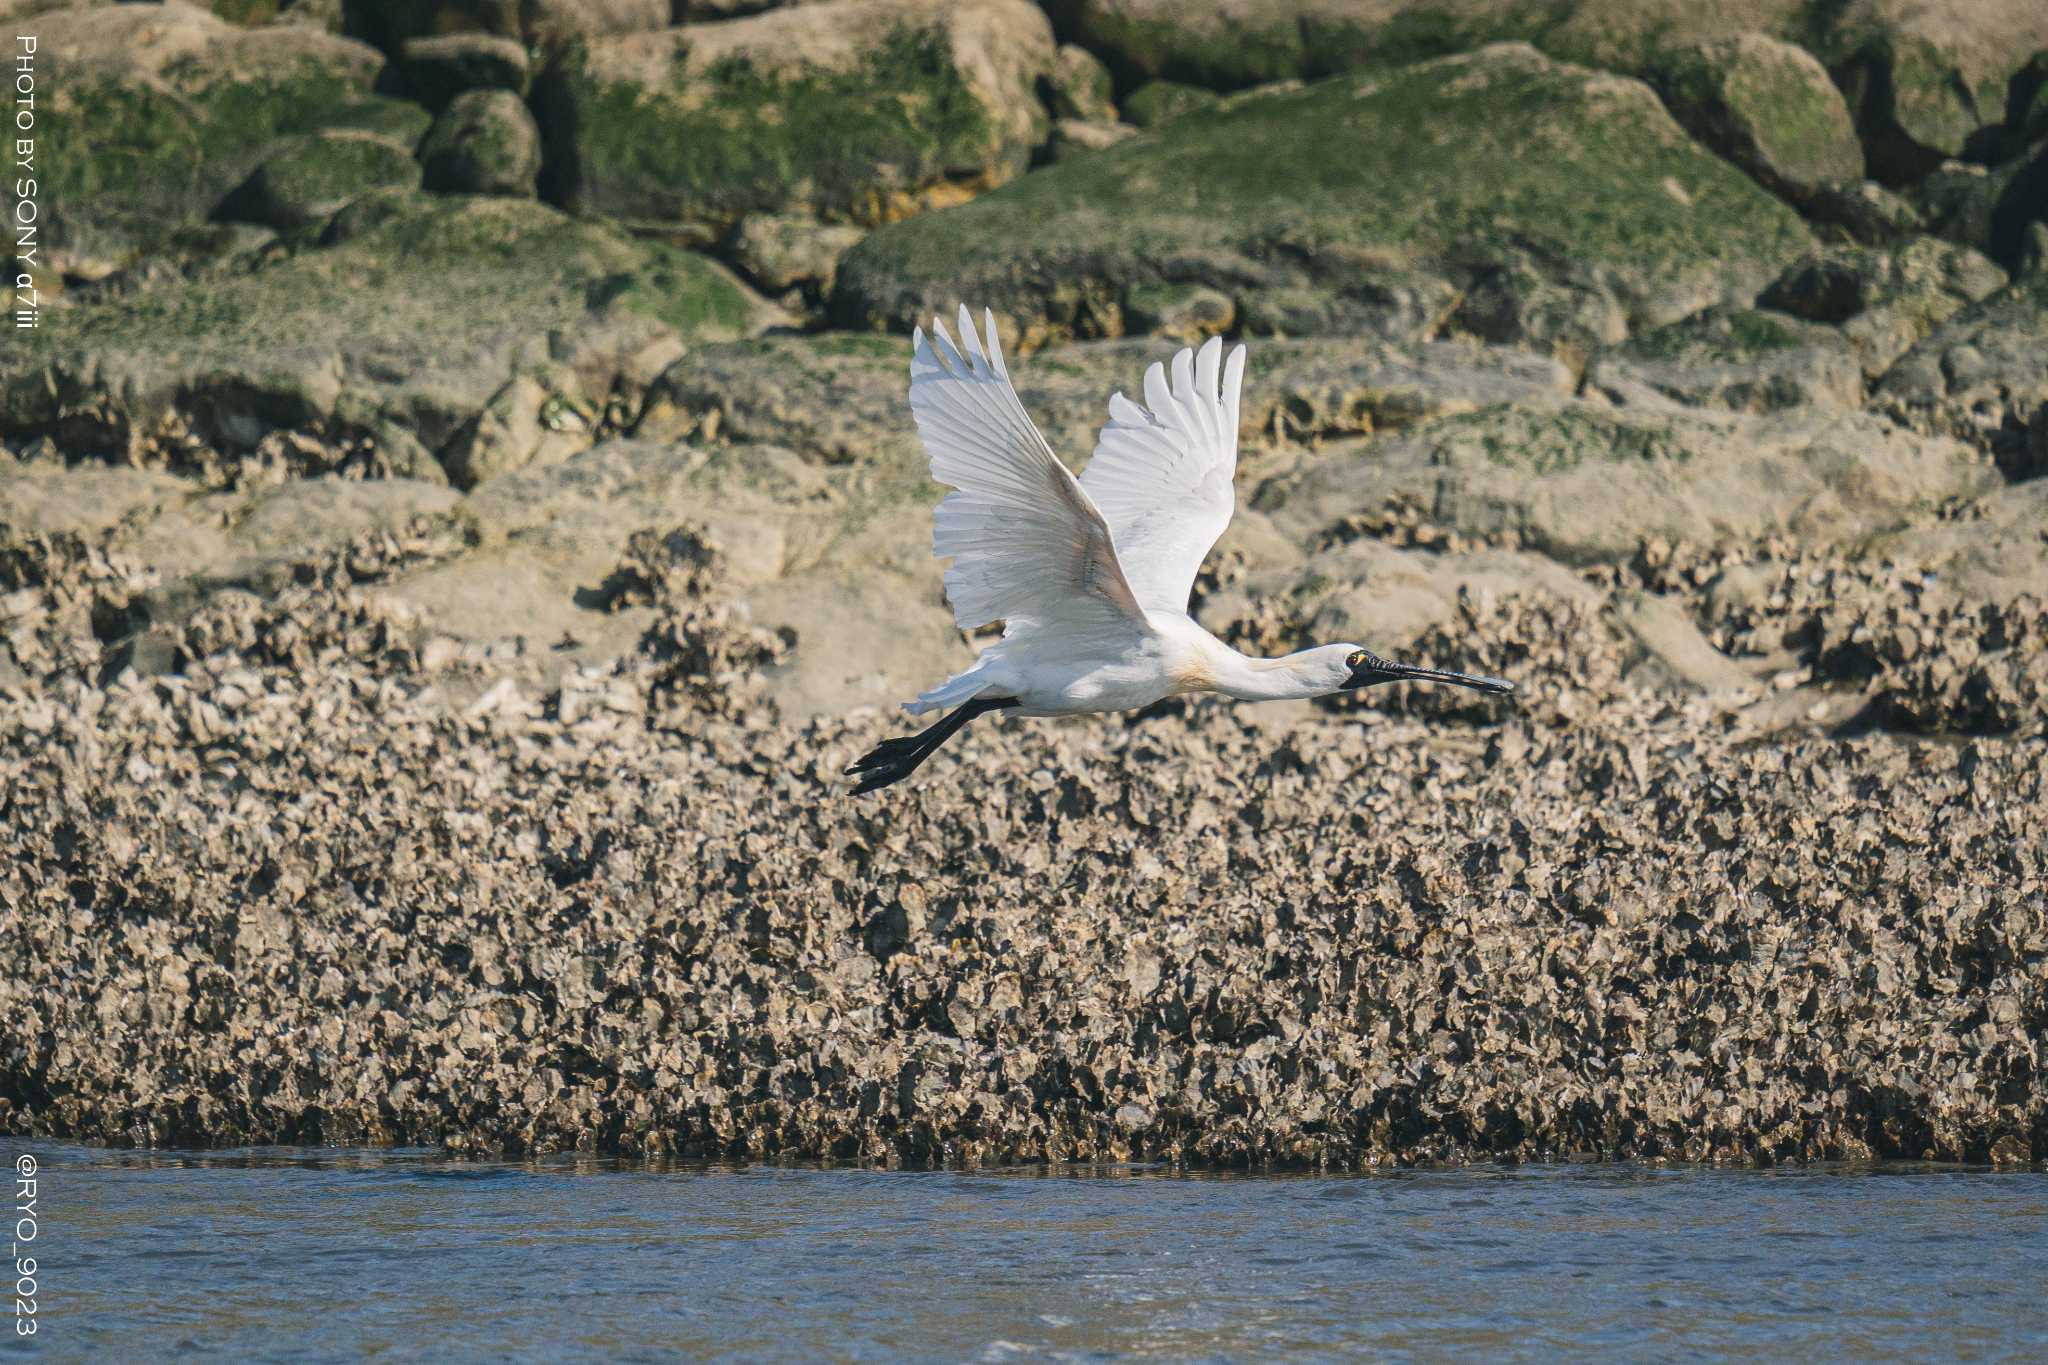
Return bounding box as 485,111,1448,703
904,655,996,717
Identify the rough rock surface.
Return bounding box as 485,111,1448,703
1585,307,1863,414
835,45,1813,351
2,508,2044,1165
418,90,543,197
534,0,1057,238
1876,270,2048,469
1651,33,1863,204
398,33,532,110
1759,237,2008,378
218,129,423,232
343,0,670,51
1257,401,1987,567
1045,0,2048,178
33,3,402,270
1,196,765,482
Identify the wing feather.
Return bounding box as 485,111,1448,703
910,306,1144,634
1079,335,1248,614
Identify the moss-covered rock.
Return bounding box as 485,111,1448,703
1651,33,1862,203
341,0,667,51
1045,0,1824,92
1123,282,1235,342
1911,142,2048,274
399,32,531,110
1042,118,1140,164
725,214,869,298
419,90,541,196
1050,0,2048,181
1823,6,2048,182
1121,79,1219,129
35,4,398,270
1,196,765,480
2006,52,2048,159
218,129,422,232
1045,42,1117,122
209,0,282,24
1803,179,1925,246
834,45,1813,351
533,0,1056,239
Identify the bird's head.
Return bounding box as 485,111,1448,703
1320,644,1517,697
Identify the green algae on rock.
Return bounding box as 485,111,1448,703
0,197,763,481
1121,79,1220,128
398,33,532,110
1825,14,2046,182
32,4,400,270
834,44,1813,351
1045,42,1118,122
534,0,1055,239
1047,0,2048,169
419,90,543,197
1651,32,1863,203
341,0,669,51
218,129,424,233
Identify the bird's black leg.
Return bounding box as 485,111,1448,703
845,696,1017,795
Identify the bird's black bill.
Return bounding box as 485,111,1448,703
1343,654,1515,695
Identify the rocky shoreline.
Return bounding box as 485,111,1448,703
3,0,2047,1165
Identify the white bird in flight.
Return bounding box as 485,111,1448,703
848,307,1513,794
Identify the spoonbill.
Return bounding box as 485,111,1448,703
848,307,1513,794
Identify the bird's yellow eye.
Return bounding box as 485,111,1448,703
1346,650,1366,669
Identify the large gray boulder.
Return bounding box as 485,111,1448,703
1650,33,1863,203
419,90,543,197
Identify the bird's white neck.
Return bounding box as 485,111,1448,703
1207,644,1333,703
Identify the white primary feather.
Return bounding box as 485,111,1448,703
909,305,1143,633
1078,335,1247,614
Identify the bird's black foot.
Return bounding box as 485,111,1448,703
846,733,935,795
845,696,1016,795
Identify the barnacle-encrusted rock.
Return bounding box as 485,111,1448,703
2,507,2043,1168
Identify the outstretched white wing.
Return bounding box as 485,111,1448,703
1078,335,1247,614
910,306,1144,633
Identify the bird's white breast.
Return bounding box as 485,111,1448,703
988,612,1225,716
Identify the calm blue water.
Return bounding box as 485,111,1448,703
5,1139,2046,1361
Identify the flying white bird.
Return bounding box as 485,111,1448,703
848,306,1513,794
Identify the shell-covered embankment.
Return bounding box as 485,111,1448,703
3,523,2043,1167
